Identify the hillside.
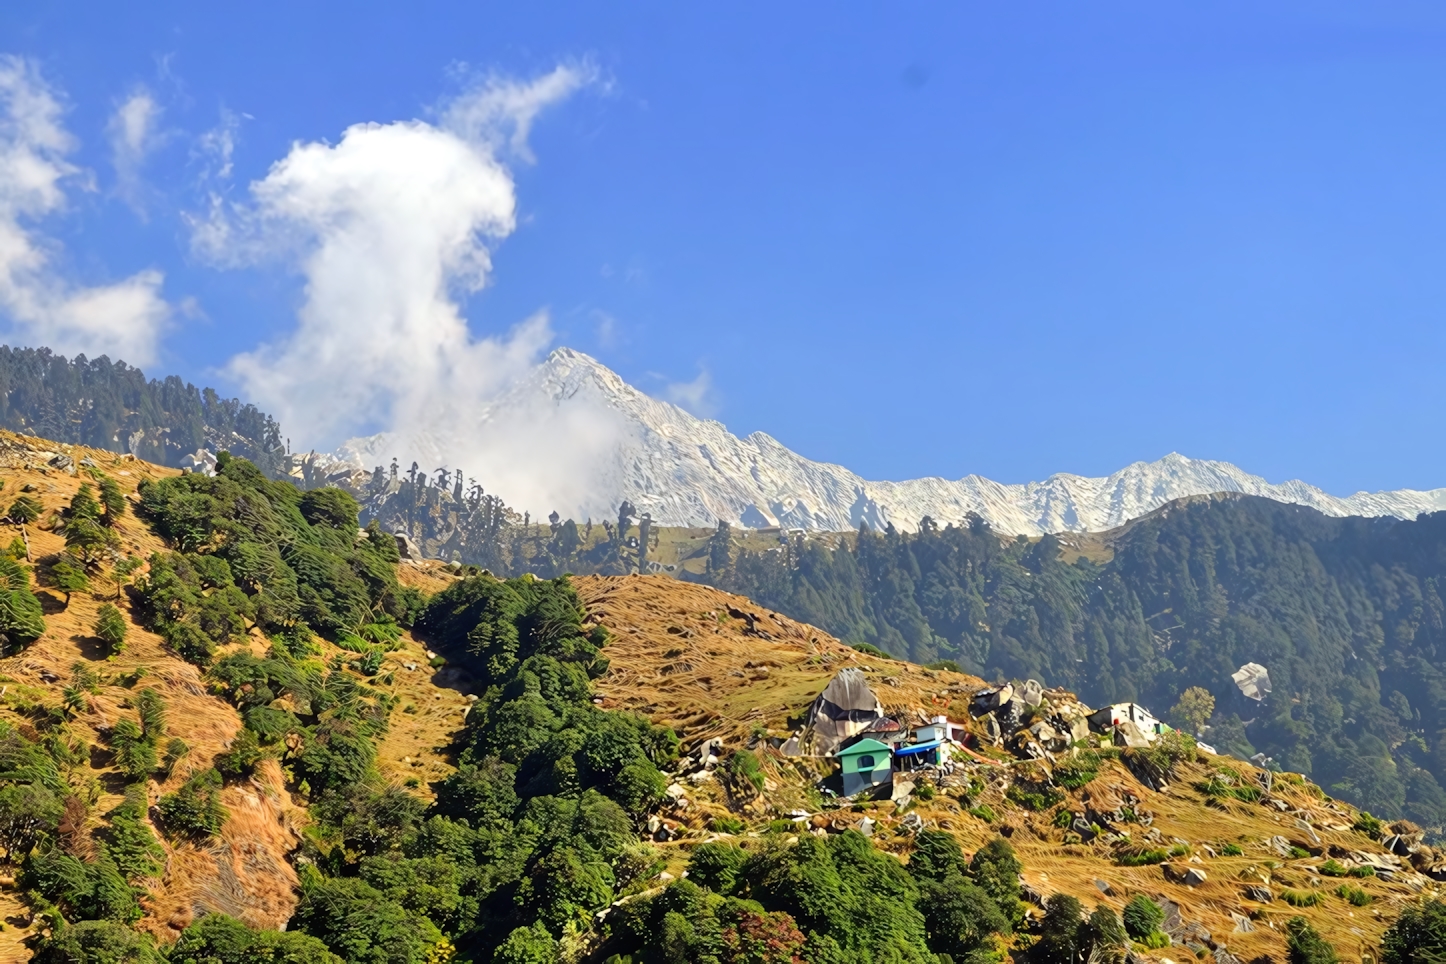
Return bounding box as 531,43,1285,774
570,575,1439,963
332,347,1446,534
0,432,1436,962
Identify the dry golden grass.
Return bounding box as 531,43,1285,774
572,573,1427,963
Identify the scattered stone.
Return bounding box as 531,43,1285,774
1094,879,1113,895
1245,885,1273,903
891,779,916,803
1230,913,1254,934
857,817,876,837
1019,679,1044,707
1267,835,1293,858
900,812,924,833
1294,819,1321,844
665,783,688,801
1183,868,1208,886
647,815,662,834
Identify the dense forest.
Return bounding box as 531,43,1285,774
700,496,1446,832
0,347,285,474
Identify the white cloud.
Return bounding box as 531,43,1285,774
663,367,719,418
441,62,598,162
201,65,615,516
107,88,162,211
194,107,239,182
0,56,171,365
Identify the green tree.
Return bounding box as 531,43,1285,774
157,768,226,837
1382,898,1446,964
708,520,733,573
1034,893,1085,963
8,495,42,525
492,924,558,964
97,476,127,525
968,837,1022,927
1170,686,1216,736
109,718,156,782
51,556,91,606
0,555,46,653
168,913,343,964
95,603,127,653
33,919,161,963
1286,916,1339,964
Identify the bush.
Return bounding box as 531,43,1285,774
968,804,996,823
1354,811,1384,837
1383,898,1446,964
1334,883,1372,906
1122,894,1164,940
1289,846,1312,859
1222,843,1243,856
1320,859,1347,877
168,912,343,963
710,816,745,835
1281,890,1325,908
34,919,160,963
0,555,46,653
157,768,227,837
1116,849,1168,867
1286,915,1339,964
722,749,766,792
1348,865,1376,878
95,604,128,654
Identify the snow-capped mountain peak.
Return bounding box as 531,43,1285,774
334,348,1446,536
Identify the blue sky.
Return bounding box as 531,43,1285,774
2,2,1446,495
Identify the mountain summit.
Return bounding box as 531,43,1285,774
336,348,1446,535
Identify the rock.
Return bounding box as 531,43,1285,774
1294,819,1321,844
972,684,1014,714
1269,798,1290,811
1267,835,1293,858
900,812,924,833
985,715,1001,741
646,816,662,834
1245,885,1273,903
891,780,916,803
1386,834,1414,856
1183,868,1208,886
857,817,876,837
1019,679,1045,707
658,871,674,882
688,769,714,784
1094,879,1113,895
665,783,688,801
1231,913,1255,934
1114,719,1151,748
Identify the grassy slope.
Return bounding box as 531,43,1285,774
572,573,1436,963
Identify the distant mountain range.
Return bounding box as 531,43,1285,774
334,348,1446,535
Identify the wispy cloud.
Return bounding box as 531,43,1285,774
194,64,616,515
107,88,163,212
664,366,719,418
0,57,171,364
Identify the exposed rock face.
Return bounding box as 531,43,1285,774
804,668,884,756
332,348,1446,533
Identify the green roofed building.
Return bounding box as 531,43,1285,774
837,738,893,797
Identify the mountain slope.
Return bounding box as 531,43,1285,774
335,348,1446,535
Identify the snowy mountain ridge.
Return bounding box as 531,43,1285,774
334,348,1446,536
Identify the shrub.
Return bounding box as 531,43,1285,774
95,603,128,654
1006,784,1063,811
710,816,745,835
1383,898,1446,964
1354,811,1384,837
1320,859,1347,877
1122,895,1164,940
722,749,766,792
1222,843,1243,856
157,768,227,838
1334,883,1372,906
1348,865,1376,878
1281,889,1325,908
1286,915,1339,964
968,804,996,823
1116,849,1168,867
1289,846,1312,859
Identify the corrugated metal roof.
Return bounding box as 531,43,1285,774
894,740,944,756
